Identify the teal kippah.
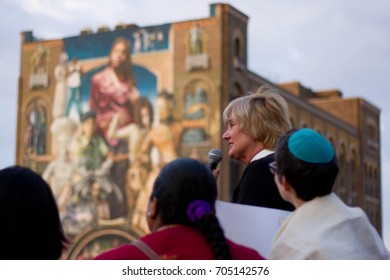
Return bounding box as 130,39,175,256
287,128,334,163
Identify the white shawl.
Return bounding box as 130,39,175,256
269,193,390,259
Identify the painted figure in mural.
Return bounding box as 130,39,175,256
24,114,34,159
149,32,156,49
107,96,180,226
182,85,208,143
69,111,111,175
132,147,161,233
89,37,139,141
119,98,157,231
141,29,150,52
107,98,154,163
190,23,202,55
139,91,177,164
52,52,69,119
150,90,209,154
42,117,77,218
107,97,154,216
157,29,164,48
32,45,48,74
65,57,83,120
77,177,112,220
133,31,142,53
89,37,140,218
29,101,47,155
67,111,125,230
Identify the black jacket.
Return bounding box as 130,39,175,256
231,153,294,211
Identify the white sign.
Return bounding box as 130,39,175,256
216,200,291,259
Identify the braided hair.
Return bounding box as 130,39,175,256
151,158,232,259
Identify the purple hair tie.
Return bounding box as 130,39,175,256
187,200,213,222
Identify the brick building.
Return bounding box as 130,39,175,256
16,3,382,258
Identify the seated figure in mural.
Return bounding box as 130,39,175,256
89,37,140,218
69,111,111,176
89,37,139,143
74,177,121,221
65,111,125,235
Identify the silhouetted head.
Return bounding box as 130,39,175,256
0,165,67,259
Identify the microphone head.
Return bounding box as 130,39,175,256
208,148,223,161
208,148,223,170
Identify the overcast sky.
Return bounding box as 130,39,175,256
0,0,389,250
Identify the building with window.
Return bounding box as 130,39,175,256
16,3,382,258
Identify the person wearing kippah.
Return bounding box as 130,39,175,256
222,85,294,211
268,128,390,259
95,158,264,260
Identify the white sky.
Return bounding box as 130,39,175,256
0,0,389,250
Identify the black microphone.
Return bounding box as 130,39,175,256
207,148,223,171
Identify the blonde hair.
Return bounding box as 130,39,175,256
223,84,291,149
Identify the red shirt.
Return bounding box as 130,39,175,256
89,67,135,144
95,225,264,260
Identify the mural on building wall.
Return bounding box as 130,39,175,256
29,44,50,89
20,23,214,258
186,23,209,70
25,99,48,157
182,80,209,143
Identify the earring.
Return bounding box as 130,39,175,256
147,212,151,217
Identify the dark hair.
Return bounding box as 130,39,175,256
0,166,67,259
156,90,175,124
151,158,232,259
275,129,339,201
80,110,96,122
109,37,136,87
134,97,154,129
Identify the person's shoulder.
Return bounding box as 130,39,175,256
227,239,265,260
94,243,146,260
91,67,109,82
245,156,274,175
250,153,274,165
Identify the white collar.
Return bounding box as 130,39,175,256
250,149,274,162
